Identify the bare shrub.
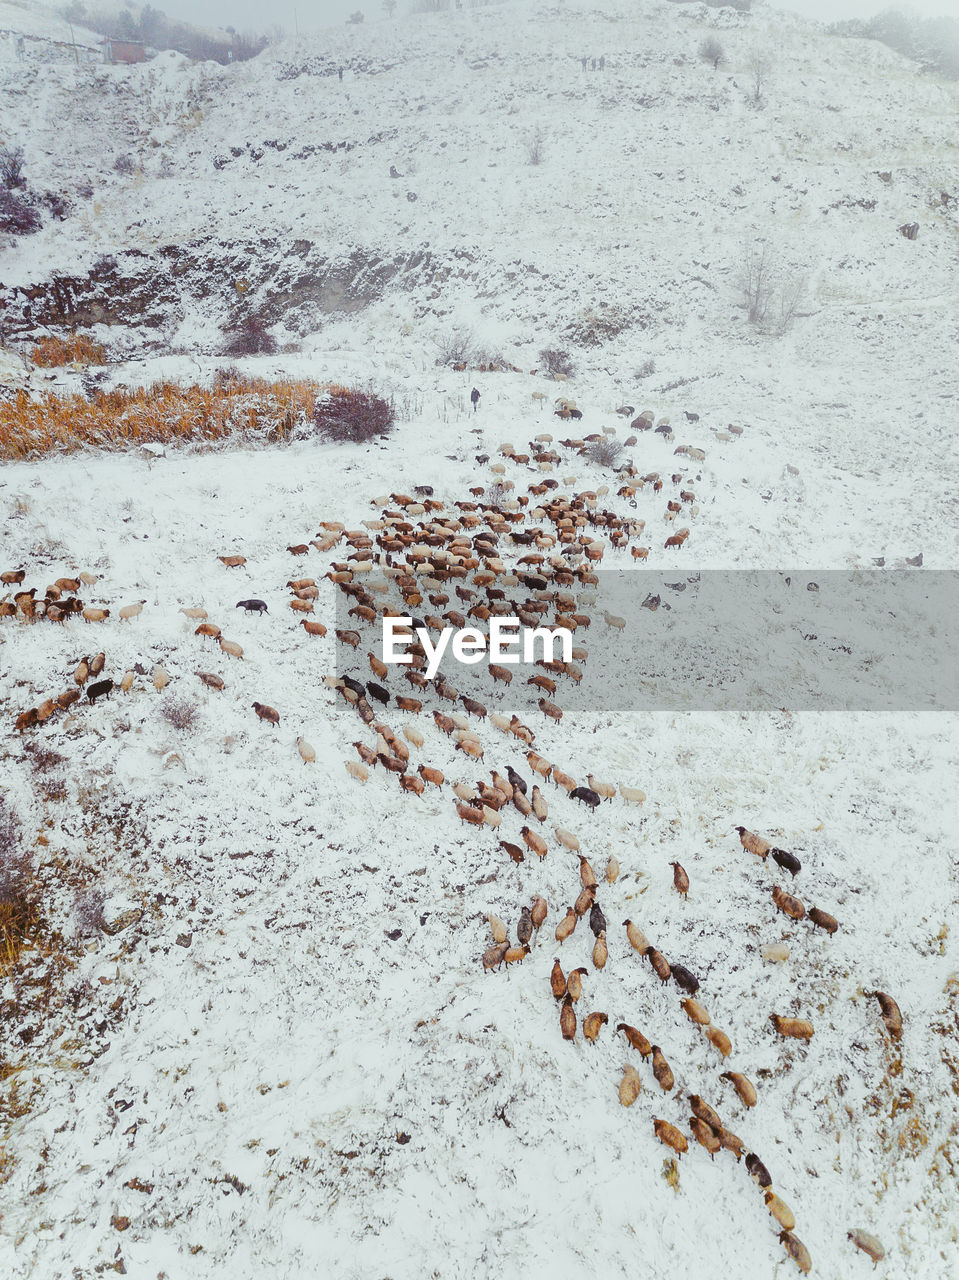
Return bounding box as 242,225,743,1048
0,798,36,974
161,698,200,732
635,359,656,379
224,315,278,356
586,438,624,467
539,348,575,378
0,144,25,189
434,325,479,367
114,154,135,176
24,742,66,773
565,304,634,347
312,388,395,443
525,127,547,166
0,188,41,236
699,38,725,69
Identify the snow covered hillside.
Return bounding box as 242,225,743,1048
1,2,958,1278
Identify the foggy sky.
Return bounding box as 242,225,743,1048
154,0,957,40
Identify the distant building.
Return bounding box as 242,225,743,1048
100,38,147,65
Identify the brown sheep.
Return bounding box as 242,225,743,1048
720,1130,747,1162
219,555,246,568
195,623,222,639
197,672,224,691
417,764,444,788
619,1064,642,1108
560,995,577,1040
253,702,280,727
720,1072,758,1108
735,826,770,858
555,907,577,945
670,861,690,897
617,1023,653,1057
482,942,510,973
690,1117,721,1160
847,1230,885,1266
770,1014,814,1041
550,958,567,1000
681,998,710,1026
689,1095,723,1133
653,1118,688,1157
566,967,588,1003
772,885,806,921
521,826,548,859
765,1192,795,1232
651,1046,674,1092
624,919,650,956
647,948,671,984
866,990,902,1038
809,907,839,934
489,664,513,685
400,774,425,796
779,1231,812,1275
456,801,485,826
705,1026,732,1058
531,897,548,931
573,885,596,917
583,1012,608,1043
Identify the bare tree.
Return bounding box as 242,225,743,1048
738,241,806,335
740,241,775,325
749,53,771,104
699,37,725,69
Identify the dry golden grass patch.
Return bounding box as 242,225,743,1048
0,376,328,459
29,334,106,368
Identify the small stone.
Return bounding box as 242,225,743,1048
175,933,192,948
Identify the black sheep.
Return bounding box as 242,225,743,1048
87,679,114,704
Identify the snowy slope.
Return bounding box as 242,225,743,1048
1,2,959,1279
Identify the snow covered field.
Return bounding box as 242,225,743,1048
1,2,958,1278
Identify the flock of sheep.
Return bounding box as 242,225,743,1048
3,403,896,1273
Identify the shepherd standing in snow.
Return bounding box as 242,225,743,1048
470,387,481,413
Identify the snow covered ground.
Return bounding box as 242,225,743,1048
1,2,958,1278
